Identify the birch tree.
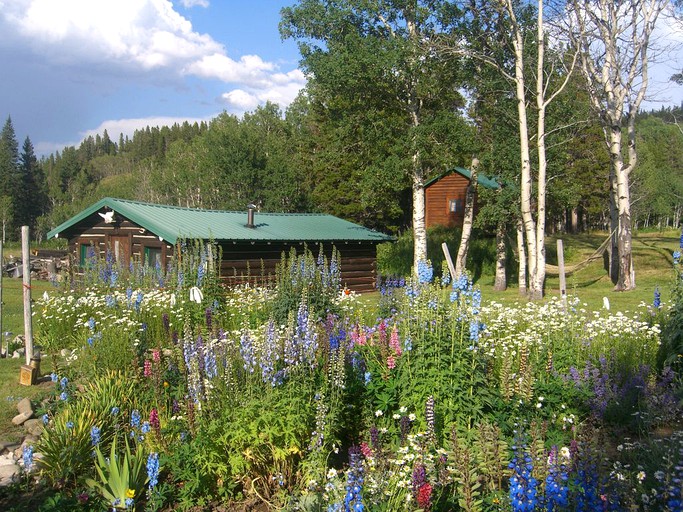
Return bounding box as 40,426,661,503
454,157,479,277
443,1,578,298
566,0,669,291
281,0,468,270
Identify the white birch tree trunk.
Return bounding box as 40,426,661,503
517,217,527,295
455,157,479,277
494,220,507,291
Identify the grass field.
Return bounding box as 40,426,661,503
475,229,679,312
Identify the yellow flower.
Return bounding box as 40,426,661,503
126,489,135,499
163,381,169,388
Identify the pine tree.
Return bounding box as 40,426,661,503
0,116,20,239
18,136,46,231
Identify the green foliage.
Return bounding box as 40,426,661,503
271,245,342,324
377,227,511,284
86,435,148,510
658,252,683,371
38,403,98,487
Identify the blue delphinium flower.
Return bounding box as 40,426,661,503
344,446,365,512
654,287,661,309
674,250,681,265
125,497,134,508
91,426,101,446
87,317,96,331
134,291,144,312
60,391,68,401
22,444,33,472
141,421,151,434
146,452,159,488
417,260,433,284
130,409,141,428
240,329,255,374
544,446,569,511
42,414,48,425
111,406,120,416
60,376,68,389
204,343,217,380
50,373,58,383
509,434,538,512
66,421,74,429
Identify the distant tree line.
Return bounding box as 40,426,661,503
1,100,679,243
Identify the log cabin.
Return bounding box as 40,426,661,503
425,167,500,229
46,198,394,292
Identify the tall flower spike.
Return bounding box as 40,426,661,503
425,396,435,443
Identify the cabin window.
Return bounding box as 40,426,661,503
144,247,162,268
448,199,462,213
80,243,97,266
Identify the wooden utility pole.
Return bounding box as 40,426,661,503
0,240,3,356
22,226,33,365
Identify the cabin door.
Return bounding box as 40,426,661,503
109,235,131,268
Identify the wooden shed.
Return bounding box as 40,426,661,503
425,167,500,229
46,198,394,292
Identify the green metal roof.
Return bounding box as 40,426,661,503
424,166,500,190
47,198,394,245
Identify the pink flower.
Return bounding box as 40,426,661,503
152,349,161,363
149,408,160,431
417,483,432,510
143,360,152,377
389,326,401,356
360,442,373,458
358,330,367,346
387,355,396,370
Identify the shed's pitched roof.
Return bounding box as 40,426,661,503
47,198,394,245
425,166,500,190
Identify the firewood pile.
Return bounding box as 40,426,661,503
3,249,69,280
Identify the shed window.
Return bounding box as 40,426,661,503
448,199,462,213
144,247,162,268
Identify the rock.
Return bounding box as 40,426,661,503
22,434,40,446
11,412,32,426
0,453,15,465
0,441,16,454
23,419,43,436
12,335,25,345
0,462,19,483
2,444,20,456
16,398,33,416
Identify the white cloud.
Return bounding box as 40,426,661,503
178,0,209,7
0,0,303,95
220,90,260,111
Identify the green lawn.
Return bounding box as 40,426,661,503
0,277,55,442
475,229,679,312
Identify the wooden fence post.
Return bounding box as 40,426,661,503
442,242,457,282
557,239,567,304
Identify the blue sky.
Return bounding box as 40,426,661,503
0,0,681,157
0,0,304,155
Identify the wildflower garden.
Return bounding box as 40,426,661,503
12,240,683,511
